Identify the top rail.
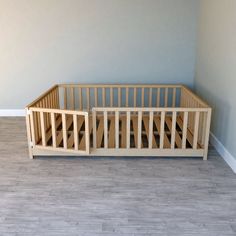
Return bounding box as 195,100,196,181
58,84,183,88
92,107,211,112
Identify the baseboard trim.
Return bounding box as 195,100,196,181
0,109,25,117
210,132,236,173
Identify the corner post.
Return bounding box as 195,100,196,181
203,108,212,160
25,108,33,159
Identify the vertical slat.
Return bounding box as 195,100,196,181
133,88,137,107
156,88,160,107
79,87,82,110
172,88,176,107
165,88,168,107
126,88,129,107
148,111,153,149
104,111,108,148
102,88,106,107
85,113,90,154
55,87,59,108
71,87,75,110
51,112,56,148
30,111,36,146
64,87,67,109
110,87,113,107
138,111,142,149
115,111,119,148
93,110,97,148
40,111,46,146
126,111,130,149
182,111,188,149
86,88,90,110
62,113,67,149
94,88,98,107
171,111,177,149
160,111,165,149
73,114,78,150
149,88,152,107
141,87,144,107
118,87,121,107
193,111,200,149
203,109,212,160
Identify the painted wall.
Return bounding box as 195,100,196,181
195,0,236,158
0,0,198,108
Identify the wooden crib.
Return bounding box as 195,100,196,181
25,84,211,160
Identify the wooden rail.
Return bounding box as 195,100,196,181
25,84,211,160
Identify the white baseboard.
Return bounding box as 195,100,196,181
0,109,25,116
210,132,236,173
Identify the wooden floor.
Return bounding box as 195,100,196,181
0,117,236,236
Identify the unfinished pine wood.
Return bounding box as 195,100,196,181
154,114,171,149
26,84,212,159
108,116,115,148
142,115,157,148
120,116,127,148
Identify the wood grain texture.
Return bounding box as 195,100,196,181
0,117,236,236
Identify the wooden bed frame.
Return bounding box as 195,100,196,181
25,84,211,160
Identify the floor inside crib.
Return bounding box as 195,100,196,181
39,113,200,151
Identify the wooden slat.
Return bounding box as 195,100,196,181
115,111,119,149
159,111,165,148
73,114,78,150
193,111,200,149
96,116,104,148
165,115,182,149
142,115,157,148
154,114,170,149
71,87,75,110
171,112,176,149
141,88,144,107
79,116,92,150
149,88,152,107
118,88,121,107
110,88,113,107
126,111,130,148
94,88,98,107
165,88,168,107
102,88,106,107
156,88,160,107
64,87,67,109
104,111,108,148
79,87,82,110
172,88,176,107
40,112,46,146
62,113,67,149
131,115,139,148
50,113,56,148
86,88,90,110
133,88,137,107
176,115,196,149
138,111,142,149
108,116,115,148
126,88,129,107
30,111,36,146
92,111,97,148
182,112,188,149
85,114,90,153
120,116,127,148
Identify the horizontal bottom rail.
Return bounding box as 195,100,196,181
32,146,204,157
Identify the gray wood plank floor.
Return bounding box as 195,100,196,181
0,117,236,236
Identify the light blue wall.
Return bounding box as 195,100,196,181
0,0,198,108
195,0,236,159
